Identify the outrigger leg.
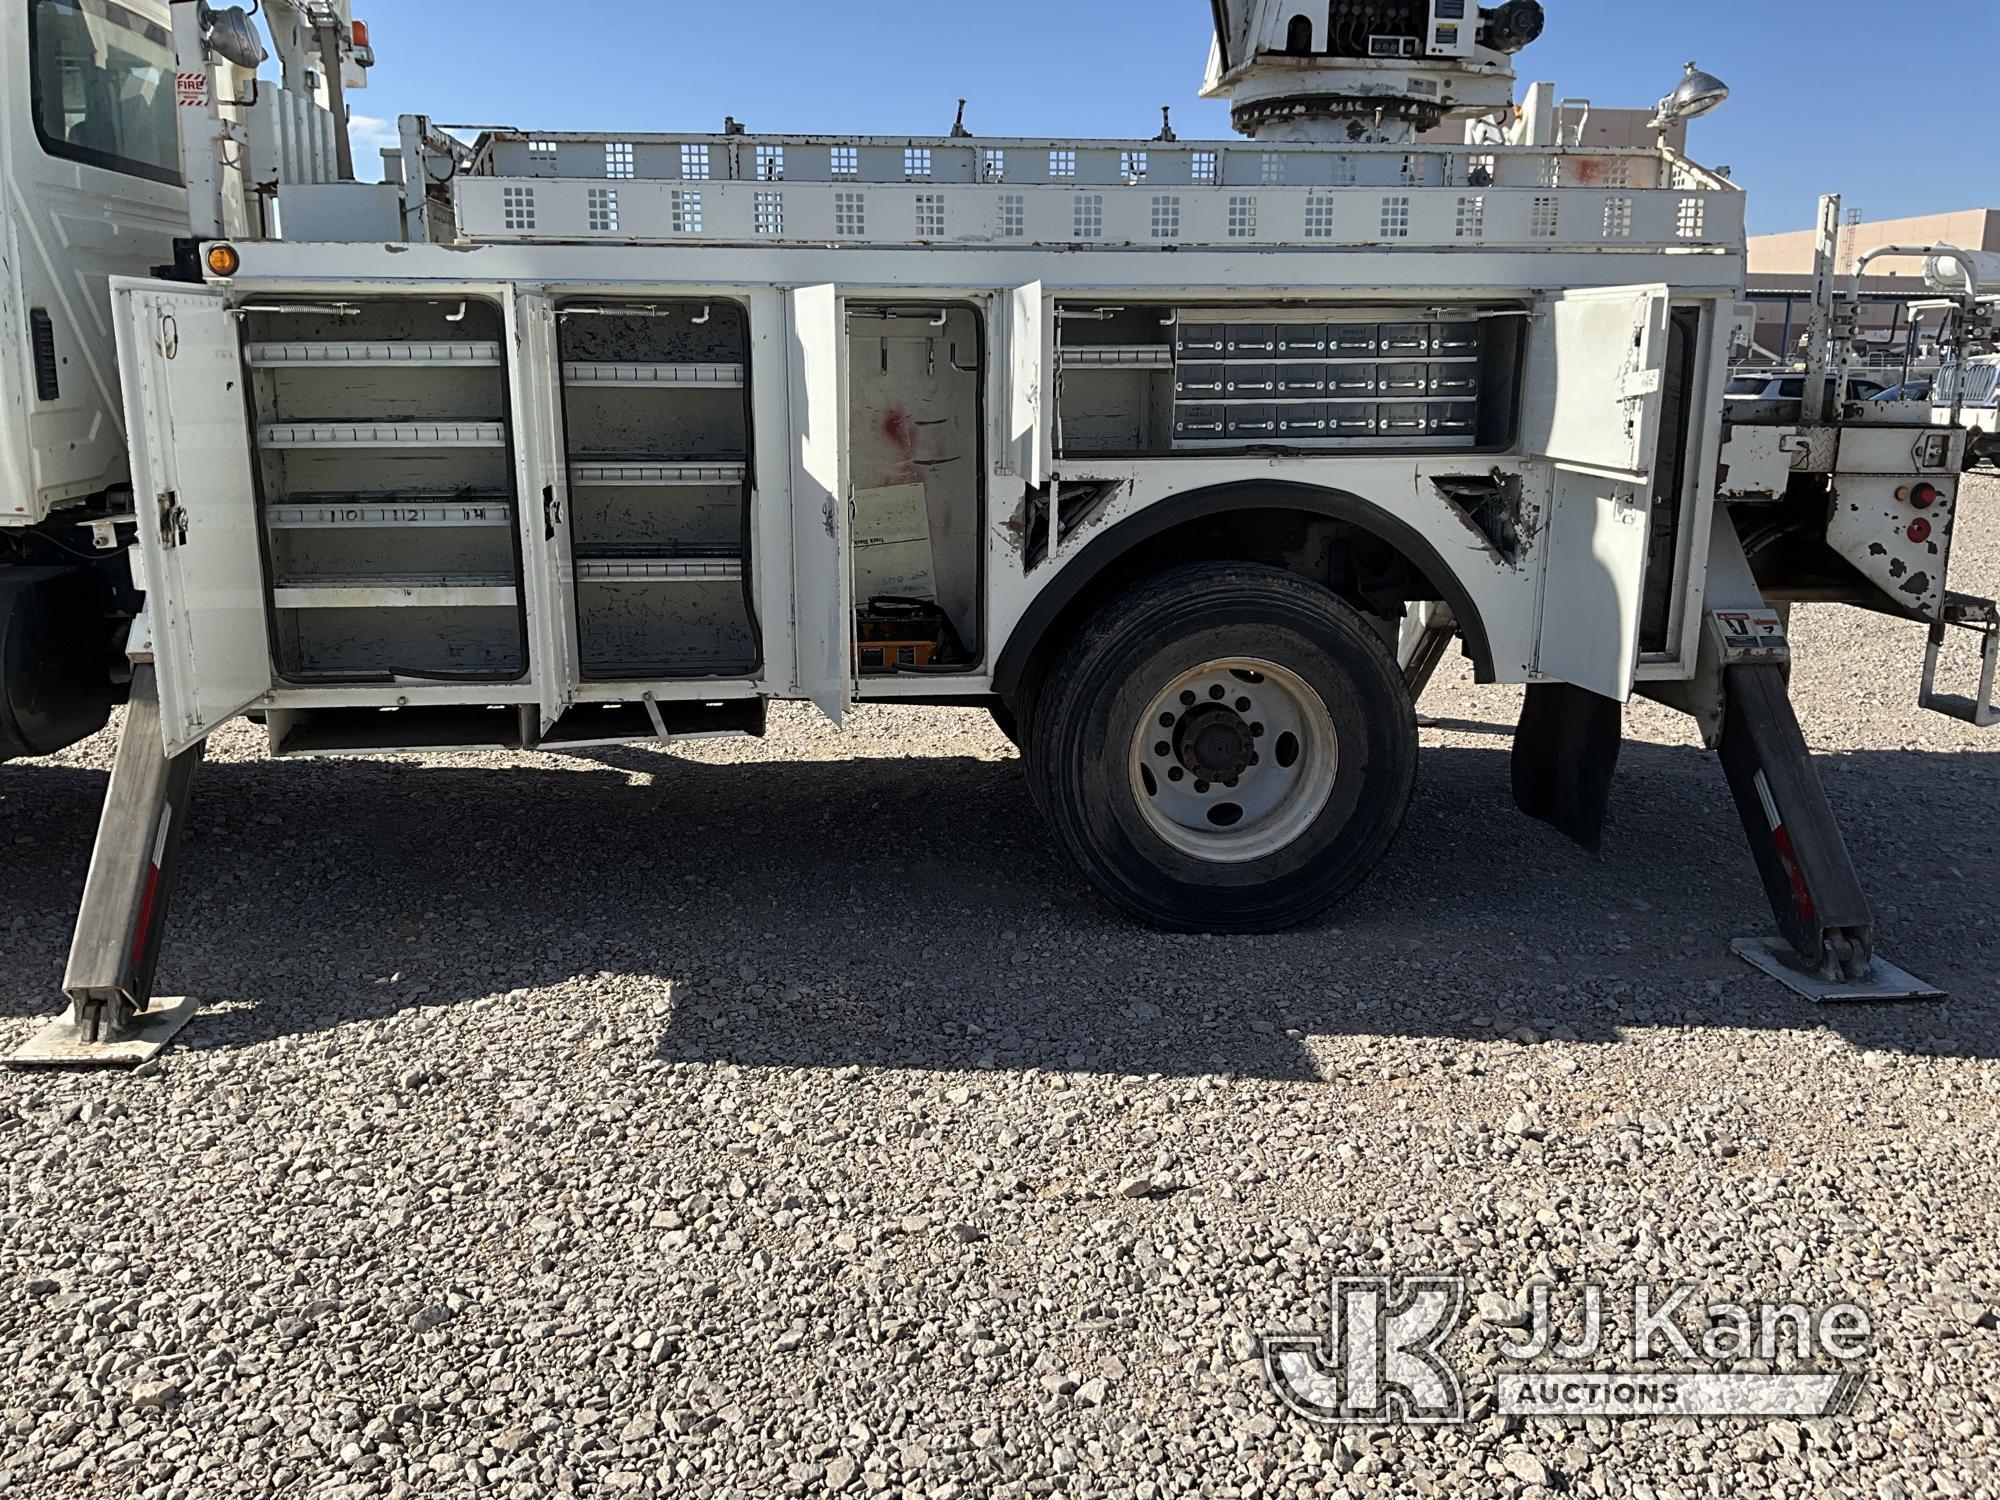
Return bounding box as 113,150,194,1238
8,665,204,1067
1647,512,1942,1002
1717,658,1941,1001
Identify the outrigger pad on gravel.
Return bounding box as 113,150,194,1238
1511,682,1624,854
8,997,200,1069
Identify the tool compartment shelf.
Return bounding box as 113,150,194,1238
1056,345,1175,370
263,494,514,529
270,580,522,609
1054,302,1523,456
244,299,529,684
245,341,503,368
258,422,509,449
556,300,758,679
560,361,745,388
568,459,748,486
574,557,745,583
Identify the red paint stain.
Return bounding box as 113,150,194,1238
875,406,925,487
882,408,914,452
1571,158,1604,185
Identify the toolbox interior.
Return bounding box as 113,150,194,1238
556,299,760,680
243,298,528,684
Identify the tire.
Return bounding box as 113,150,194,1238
989,703,1022,748
1028,561,1418,933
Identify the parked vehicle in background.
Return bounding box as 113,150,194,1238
1873,377,1934,403
1936,355,1999,468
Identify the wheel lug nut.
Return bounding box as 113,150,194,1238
1179,691,1197,707
1168,767,1184,782
1235,697,1251,712
1154,742,1170,757
1160,714,1175,728
1250,723,1265,737
1194,780,1211,794
1224,778,1239,789
1208,685,1226,700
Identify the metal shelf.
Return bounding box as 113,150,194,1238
1174,395,1480,406
582,656,759,677
246,341,503,368
569,458,747,487
1179,354,1482,366
272,578,520,610
266,494,513,529
1170,435,1480,450
1058,346,1174,370
260,422,509,449
576,556,744,583
561,362,744,388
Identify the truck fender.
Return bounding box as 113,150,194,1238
992,479,1496,701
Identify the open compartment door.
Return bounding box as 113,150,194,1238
512,292,579,735
1523,284,1672,701
113,281,270,756
998,282,1048,485
785,285,851,725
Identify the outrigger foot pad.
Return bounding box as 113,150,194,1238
1730,940,1943,1004
9,997,201,1068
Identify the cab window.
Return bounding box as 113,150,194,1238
29,0,182,185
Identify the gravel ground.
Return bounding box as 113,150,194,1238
2,477,1997,1500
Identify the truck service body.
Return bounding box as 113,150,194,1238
11,0,2000,1059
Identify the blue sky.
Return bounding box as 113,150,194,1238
343,1,1996,237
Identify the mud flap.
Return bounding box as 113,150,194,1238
0,567,115,761
1511,683,1623,853
1716,663,1874,982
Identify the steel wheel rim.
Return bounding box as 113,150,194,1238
1128,657,1339,864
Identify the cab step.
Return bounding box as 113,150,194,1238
1919,593,1999,728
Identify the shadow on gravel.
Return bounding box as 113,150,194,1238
0,735,1994,1077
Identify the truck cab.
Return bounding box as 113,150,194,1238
0,0,186,758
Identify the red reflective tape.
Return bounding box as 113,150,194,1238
1771,821,1817,928
130,809,174,969
1753,770,1817,926
130,865,163,969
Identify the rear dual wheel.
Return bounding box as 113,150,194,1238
1028,562,1419,933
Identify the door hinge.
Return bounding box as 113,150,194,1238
157,491,189,549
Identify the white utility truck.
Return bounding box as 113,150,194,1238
19,0,2000,1061
1936,354,1998,469
0,0,373,762
1883,245,1997,471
